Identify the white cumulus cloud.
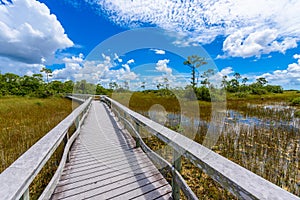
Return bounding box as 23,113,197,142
53,53,138,84
155,59,172,74
0,0,73,64
222,28,297,58
151,49,166,55
127,59,134,64
259,54,300,89
82,0,300,58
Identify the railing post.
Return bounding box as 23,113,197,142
172,149,182,200
134,121,141,148
123,111,127,130
63,131,70,163
20,188,29,200
75,115,80,128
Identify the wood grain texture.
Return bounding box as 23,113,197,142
51,102,172,200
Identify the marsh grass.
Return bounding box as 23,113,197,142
0,96,76,199
215,123,300,195
227,91,300,102
114,92,300,198
138,127,236,199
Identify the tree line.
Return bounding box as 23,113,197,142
0,55,284,100
183,55,283,101
0,72,112,98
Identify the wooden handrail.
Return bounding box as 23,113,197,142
109,103,198,200
0,96,92,200
102,96,300,200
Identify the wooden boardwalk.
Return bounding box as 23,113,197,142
51,101,172,200
2,96,299,200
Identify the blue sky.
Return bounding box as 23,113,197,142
0,0,300,89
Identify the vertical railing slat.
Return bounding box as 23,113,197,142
172,149,182,200
20,187,29,200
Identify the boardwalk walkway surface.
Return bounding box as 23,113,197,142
51,101,172,200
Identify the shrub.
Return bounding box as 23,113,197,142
251,88,267,95
265,85,283,93
234,92,248,98
195,86,211,101
291,97,300,105
294,110,300,118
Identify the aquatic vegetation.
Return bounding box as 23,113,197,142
120,93,300,197
291,97,300,106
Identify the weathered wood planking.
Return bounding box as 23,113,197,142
51,101,172,200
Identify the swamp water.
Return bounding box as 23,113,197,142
137,102,300,196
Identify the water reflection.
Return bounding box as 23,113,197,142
146,103,300,132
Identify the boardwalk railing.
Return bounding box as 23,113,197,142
0,96,92,200
102,96,300,200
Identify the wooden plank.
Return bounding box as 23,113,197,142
62,150,149,174
54,164,160,196
70,142,134,153
68,148,145,162
107,180,172,200
60,156,152,181
61,160,152,181
53,173,167,200
62,155,150,177
51,101,172,200
57,161,156,188
69,145,138,158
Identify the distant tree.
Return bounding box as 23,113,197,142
124,81,129,90
96,84,110,95
141,82,146,90
40,67,52,83
19,74,43,96
109,82,118,90
3,73,20,95
227,79,239,93
221,75,228,89
265,85,283,93
242,77,249,85
157,83,163,90
62,80,74,93
183,55,207,88
256,77,268,86
233,72,241,81
48,80,64,94
163,77,169,89
200,69,215,88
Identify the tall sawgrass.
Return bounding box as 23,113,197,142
0,96,75,199
114,91,300,198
